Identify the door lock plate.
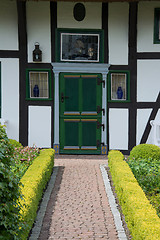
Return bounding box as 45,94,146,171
61,92,69,103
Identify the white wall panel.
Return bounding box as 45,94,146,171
57,2,102,29
137,109,152,145
108,3,129,65
0,1,18,50
27,2,51,63
29,106,51,148
1,59,19,140
109,108,128,150
137,60,160,102
137,2,160,52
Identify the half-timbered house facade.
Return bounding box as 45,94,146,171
0,0,159,154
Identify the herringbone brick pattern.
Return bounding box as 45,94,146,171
38,156,118,240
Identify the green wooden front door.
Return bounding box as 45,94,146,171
59,73,102,154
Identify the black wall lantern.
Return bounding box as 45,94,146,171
33,42,42,62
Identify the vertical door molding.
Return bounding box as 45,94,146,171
53,71,59,153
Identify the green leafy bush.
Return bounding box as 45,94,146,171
129,144,160,161
108,150,160,240
128,158,160,195
128,158,160,217
0,125,24,239
9,139,22,148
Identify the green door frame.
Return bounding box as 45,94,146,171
52,62,110,155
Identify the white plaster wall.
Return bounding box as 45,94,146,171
109,108,128,150
28,106,51,148
108,3,129,65
27,2,51,63
137,60,160,102
136,109,152,145
57,2,102,29
0,1,18,50
1,59,19,140
137,1,160,52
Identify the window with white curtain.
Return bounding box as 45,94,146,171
29,72,49,98
111,73,126,100
108,71,130,102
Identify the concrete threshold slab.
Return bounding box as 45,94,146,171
100,164,128,240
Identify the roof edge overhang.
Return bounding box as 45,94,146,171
17,0,160,2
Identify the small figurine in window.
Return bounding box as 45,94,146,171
33,84,39,97
117,86,123,99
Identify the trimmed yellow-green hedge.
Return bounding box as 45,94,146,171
108,150,160,240
19,149,55,240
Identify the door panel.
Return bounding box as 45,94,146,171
82,76,97,112
64,121,79,147
64,76,79,111
82,121,97,146
59,73,102,154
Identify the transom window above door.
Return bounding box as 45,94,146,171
56,29,104,63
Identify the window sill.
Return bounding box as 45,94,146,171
108,100,130,103
26,98,52,101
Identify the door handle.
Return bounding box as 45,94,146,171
61,93,69,103
97,78,105,88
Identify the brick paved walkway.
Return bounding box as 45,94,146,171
38,156,118,240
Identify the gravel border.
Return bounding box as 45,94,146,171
29,166,59,240
100,164,128,240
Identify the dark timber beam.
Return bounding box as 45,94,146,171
140,92,160,144
128,2,138,152
17,1,28,146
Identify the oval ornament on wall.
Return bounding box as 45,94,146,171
73,3,86,22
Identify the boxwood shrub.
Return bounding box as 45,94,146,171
18,148,55,240
108,150,160,240
9,139,23,148
129,144,160,161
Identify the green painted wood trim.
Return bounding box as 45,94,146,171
107,70,130,103
26,69,52,100
60,149,101,155
154,8,160,44
25,98,52,101
0,62,2,118
56,28,104,63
